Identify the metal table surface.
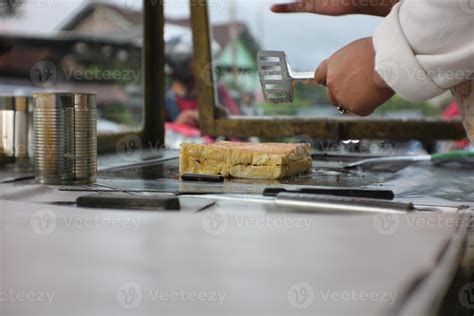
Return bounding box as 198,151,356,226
1,152,474,315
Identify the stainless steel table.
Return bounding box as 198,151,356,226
1,153,473,315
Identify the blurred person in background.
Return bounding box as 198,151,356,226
239,91,260,116
0,39,13,67
441,100,471,150
165,33,240,129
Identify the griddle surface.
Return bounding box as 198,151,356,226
97,158,397,195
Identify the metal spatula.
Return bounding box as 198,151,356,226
344,151,474,170
257,50,317,103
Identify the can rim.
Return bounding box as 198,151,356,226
0,96,33,111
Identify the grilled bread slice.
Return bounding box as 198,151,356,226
179,142,312,179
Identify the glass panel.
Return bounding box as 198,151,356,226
206,0,452,121
0,0,143,134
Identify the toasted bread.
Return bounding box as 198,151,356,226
179,142,312,179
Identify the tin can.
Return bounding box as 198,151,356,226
73,93,97,184
33,92,97,184
0,96,34,170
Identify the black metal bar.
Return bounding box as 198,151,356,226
143,0,165,148
263,187,395,200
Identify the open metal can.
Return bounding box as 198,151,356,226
0,96,34,170
33,92,97,184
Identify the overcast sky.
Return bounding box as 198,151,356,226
165,0,382,70
1,0,382,70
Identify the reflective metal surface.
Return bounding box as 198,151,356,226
97,156,399,195
0,96,34,170
96,153,474,206
34,93,97,185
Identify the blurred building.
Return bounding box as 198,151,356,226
0,1,261,129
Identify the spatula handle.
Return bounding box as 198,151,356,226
292,71,319,85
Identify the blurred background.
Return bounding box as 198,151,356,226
0,0,463,151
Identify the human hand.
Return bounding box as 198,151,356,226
175,110,200,128
315,37,395,116
271,0,399,17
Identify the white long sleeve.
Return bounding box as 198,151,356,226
373,0,474,102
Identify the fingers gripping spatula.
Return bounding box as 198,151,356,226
257,51,318,103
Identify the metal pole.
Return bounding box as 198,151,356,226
143,0,165,148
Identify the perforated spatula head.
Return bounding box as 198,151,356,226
257,51,294,104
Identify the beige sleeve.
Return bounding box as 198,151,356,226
373,0,474,102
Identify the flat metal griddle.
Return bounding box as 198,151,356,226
96,156,398,195
92,154,474,206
